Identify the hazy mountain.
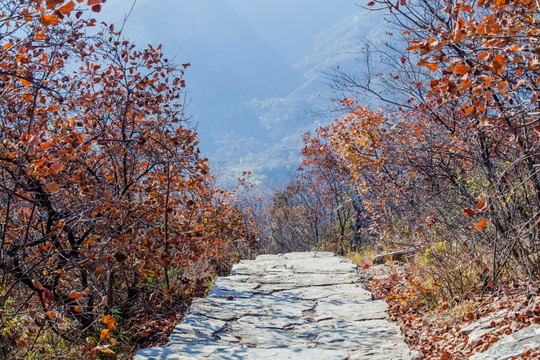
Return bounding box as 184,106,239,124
219,11,386,184
97,1,385,186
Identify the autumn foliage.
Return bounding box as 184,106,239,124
258,130,363,254
0,1,254,358
267,0,540,300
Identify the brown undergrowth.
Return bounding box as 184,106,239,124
360,262,540,360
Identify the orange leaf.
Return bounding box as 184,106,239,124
475,218,490,231
454,64,470,75
477,52,490,61
49,161,64,175
3,43,12,50
476,202,487,211
100,329,110,341
40,14,60,27
427,63,438,72
102,315,117,331
20,78,32,87
46,0,64,9
465,105,475,115
74,306,83,312
69,290,81,300
45,183,61,193
59,1,75,14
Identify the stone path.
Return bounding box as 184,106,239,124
135,252,416,360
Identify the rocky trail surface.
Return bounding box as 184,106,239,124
135,252,417,359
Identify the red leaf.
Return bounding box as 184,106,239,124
367,1,376,6
91,4,101,12
463,208,475,217
363,264,371,269
44,289,54,302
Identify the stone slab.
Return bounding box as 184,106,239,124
135,251,413,360
469,324,540,360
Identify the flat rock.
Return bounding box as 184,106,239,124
469,324,540,360
460,309,509,344
135,251,413,360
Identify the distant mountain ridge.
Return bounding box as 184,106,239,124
96,1,385,186
217,11,385,185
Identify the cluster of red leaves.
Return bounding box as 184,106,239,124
364,265,540,359
0,1,257,358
